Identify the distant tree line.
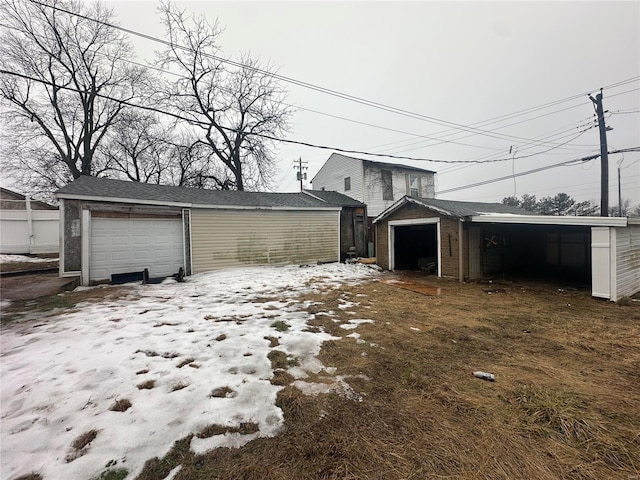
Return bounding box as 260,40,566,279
502,193,639,217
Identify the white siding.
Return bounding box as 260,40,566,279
0,209,59,254
615,224,640,300
191,209,339,273
311,154,364,202
363,165,435,217
591,227,611,299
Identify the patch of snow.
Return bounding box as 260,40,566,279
162,465,182,480
0,254,58,263
0,263,378,480
345,332,366,344
340,319,374,330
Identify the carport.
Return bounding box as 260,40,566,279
374,196,636,301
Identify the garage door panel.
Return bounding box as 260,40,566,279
90,217,184,282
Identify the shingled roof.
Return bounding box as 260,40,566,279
304,190,365,207
374,196,534,222
56,176,338,209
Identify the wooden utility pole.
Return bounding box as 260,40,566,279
589,89,610,216
293,157,308,192
618,159,623,217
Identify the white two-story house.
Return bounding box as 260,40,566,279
311,153,436,217
311,153,436,252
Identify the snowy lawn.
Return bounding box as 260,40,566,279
1,263,379,480
0,254,59,263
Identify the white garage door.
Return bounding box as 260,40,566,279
90,217,184,282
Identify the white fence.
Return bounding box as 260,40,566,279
0,208,59,254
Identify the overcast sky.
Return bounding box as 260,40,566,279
18,1,640,207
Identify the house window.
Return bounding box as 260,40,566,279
408,174,420,197
344,177,351,191
381,170,393,200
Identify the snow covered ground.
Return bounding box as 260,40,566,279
0,254,59,263
1,263,379,480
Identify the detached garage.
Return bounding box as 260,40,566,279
374,196,638,301
56,177,341,285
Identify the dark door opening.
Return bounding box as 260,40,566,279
394,224,437,271
480,224,591,286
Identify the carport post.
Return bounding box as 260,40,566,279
459,220,464,283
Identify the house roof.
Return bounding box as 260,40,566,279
0,187,57,210
361,159,435,174
304,190,365,207
374,196,628,227
56,176,340,210
374,196,532,222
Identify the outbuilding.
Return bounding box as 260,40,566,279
374,196,638,301
56,176,342,285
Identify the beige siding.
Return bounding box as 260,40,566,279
191,209,339,273
615,224,640,299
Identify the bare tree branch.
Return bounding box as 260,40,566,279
0,0,144,195
155,1,295,191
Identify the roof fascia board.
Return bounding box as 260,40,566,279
56,193,192,207
270,205,341,212
374,196,458,223
56,193,339,211
469,214,628,227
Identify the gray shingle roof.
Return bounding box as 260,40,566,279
304,190,365,207
374,195,535,221
361,159,435,174
326,152,435,174
414,197,534,217
56,176,336,209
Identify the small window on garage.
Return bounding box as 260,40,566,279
344,177,351,191
382,170,393,200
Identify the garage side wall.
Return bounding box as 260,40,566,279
190,209,339,272
63,199,82,273
376,204,462,278
615,223,640,299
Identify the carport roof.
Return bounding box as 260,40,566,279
374,196,628,227
56,176,340,210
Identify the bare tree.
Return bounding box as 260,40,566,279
155,2,294,191
102,110,171,184
0,0,143,196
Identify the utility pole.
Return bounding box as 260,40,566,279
618,158,623,217
589,89,611,216
293,157,308,192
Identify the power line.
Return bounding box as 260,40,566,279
24,0,640,147
5,68,605,166
436,148,640,196
436,154,600,195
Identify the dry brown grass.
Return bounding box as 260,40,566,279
137,380,155,390
109,398,132,412
1,284,133,325
133,274,640,479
